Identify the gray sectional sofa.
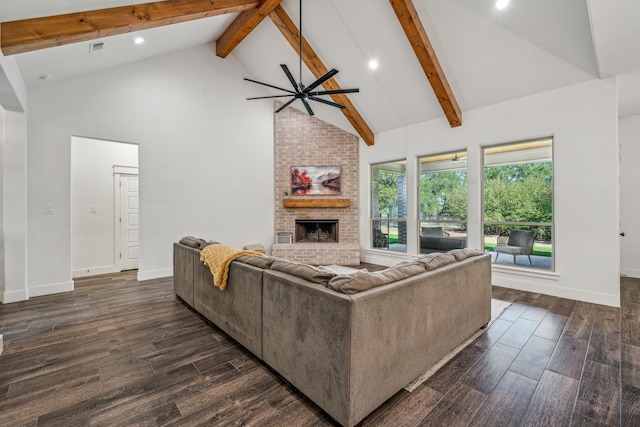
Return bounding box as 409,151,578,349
173,241,492,427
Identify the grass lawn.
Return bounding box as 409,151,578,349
484,243,552,257
385,234,552,257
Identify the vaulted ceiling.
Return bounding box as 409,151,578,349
1,0,639,145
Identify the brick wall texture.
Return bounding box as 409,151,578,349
272,106,360,265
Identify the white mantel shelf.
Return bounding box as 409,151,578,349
283,198,351,208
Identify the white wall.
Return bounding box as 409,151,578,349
360,78,620,307
0,108,4,297
1,109,28,303
24,44,275,295
71,137,138,277
620,114,640,278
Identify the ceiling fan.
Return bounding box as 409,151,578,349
244,0,359,116
451,152,467,161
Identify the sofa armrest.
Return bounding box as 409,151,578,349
262,270,353,425
173,243,197,306
194,260,264,358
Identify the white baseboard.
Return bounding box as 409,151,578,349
73,265,119,278
137,268,173,282
2,289,29,303
493,273,620,307
29,281,74,298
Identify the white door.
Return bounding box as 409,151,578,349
120,175,139,271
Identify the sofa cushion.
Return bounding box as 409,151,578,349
448,248,485,261
270,260,336,285
179,236,201,248
327,262,426,295
416,253,457,271
178,236,219,249
236,255,276,269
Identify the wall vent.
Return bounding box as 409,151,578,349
89,42,105,53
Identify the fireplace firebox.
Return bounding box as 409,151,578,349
295,219,339,243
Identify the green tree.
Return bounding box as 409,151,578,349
484,162,553,239
374,170,399,217
420,170,467,220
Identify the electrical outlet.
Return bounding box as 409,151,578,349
91,204,98,214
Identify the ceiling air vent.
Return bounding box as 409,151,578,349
89,42,105,54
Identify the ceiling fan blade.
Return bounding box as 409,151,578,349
307,88,360,96
275,97,298,113
244,78,295,94
301,97,315,116
247,94,298,100
308,96,346,109
303,69,339,93
280,64,301,92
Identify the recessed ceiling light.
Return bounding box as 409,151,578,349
134,37,145,45
368,59,379,70
496,0,509,10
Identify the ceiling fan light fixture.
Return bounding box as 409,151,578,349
243,0,359,116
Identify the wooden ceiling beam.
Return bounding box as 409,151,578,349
216,0,283,58
269,5,375,146
388,0,462,127
1,0,259,56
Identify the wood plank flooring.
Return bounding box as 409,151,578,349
1,271,639,426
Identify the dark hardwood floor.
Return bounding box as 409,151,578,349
1,271,639,426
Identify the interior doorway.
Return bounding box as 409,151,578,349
71,137,139,278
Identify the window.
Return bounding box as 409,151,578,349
418,151,468,254
483,138,553,270
371,161,407,252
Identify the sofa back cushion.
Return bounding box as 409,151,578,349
179,236,220,249
448,248,485,261
421,226,444,237
270,260,336,285
236,255,277,269
415,252,457,270
327,262,426,295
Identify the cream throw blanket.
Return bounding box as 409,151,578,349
200,244,264,291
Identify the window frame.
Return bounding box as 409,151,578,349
481,138,554,271
417,150,469,254
370,160,407,252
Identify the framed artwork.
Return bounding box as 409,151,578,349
291,166,341,195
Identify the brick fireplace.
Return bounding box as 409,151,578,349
272,107,360,265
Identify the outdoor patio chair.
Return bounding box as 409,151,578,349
495,230,535,264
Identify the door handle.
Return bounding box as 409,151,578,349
620,232,625,237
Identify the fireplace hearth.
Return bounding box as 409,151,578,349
295,219,338,243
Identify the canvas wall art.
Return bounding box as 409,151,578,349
291,166,341,195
